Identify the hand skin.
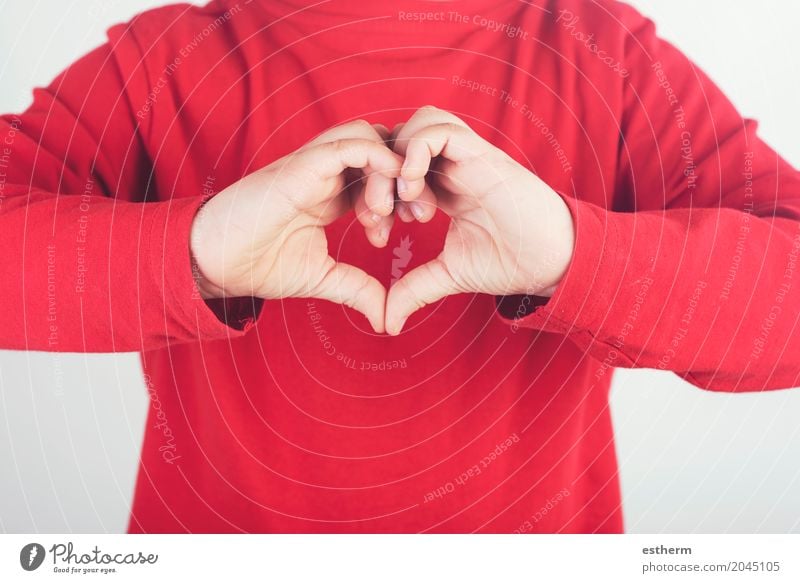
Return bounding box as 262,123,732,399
382,106,576,336
189,120,403,334
190,110,575,336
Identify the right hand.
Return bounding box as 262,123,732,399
189,121,403,333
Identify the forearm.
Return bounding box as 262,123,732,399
499,195,800,392
0,191,251,352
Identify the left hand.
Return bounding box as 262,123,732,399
384,106,576,335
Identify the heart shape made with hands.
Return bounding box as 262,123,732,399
353,106,576,336
191,106,575,337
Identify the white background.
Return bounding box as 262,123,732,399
1,0,799,533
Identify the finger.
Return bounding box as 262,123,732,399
395,131,437,202
403,122,487,174
354,193,394,248
385,257,458,336
354,185,383,228
364,170,395,216
389,122,405,144
392,105,471,158
313,138,403,178
405,181,438,222
362,125,396,216
311,260,387,333
306,119,384,147
367,212,394,248
393,108,489,202
393,108,458,201
303,120,403,184
289,138,402,209
305,121,399,214
372,123,390,142
396,179,438,222
397,123,492,205
395,200,415,223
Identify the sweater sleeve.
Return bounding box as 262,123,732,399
497,7,800,392
0,27,258,354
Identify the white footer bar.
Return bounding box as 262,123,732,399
1,534,796,581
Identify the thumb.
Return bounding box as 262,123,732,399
310,261,387,333
385,257,458,336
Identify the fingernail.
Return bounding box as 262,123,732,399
371,213,381,224
410,202,424,220
379,226,389,241
385,191,394,213
396,203,413,223
397,177,408,195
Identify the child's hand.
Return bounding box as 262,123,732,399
189,120,403,333
383,106,576,336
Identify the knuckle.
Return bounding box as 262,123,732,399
347,272,372,306
400,277,427,310
330,138,358,158
440,121,466,135
407,105,441,125
350,119,373,133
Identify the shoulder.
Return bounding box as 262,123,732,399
531,0,659,81
540,0,656,52
544,0,653,30
102,1,250,106
105,0,247,66
109,1,243,42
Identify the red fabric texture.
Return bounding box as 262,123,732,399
2,0,799,532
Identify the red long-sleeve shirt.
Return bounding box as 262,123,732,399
2,0,799,533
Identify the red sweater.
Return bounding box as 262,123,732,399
3,0,800,533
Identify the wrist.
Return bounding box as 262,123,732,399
190,249,224,299
538,189,576,295
535,284,559,298
189,198,226,300
538,237,574,296
508,189,575,297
